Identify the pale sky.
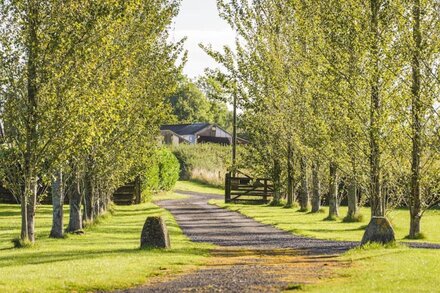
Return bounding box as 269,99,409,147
172,0,236,78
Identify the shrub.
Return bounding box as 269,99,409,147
157,149,180,191
140,148,180,202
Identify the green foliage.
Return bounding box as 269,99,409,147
141,148,180,202
172,144,232,187
0,0,183,240
157,149,180,191
204,0,440,238
167,76,231,129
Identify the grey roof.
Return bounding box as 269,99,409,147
160,123,211,136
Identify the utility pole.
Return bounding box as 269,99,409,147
232,92,237,176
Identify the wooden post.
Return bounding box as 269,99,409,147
232,93,237,177
134,176,141,204
263,179,268,202
225,173,231,203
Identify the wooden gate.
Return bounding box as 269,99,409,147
225,171,274,203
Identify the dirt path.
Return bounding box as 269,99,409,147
120,191,440,292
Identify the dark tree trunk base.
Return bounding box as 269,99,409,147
361,217,395,245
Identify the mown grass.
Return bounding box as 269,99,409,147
0,197,213,292
212,200,440,292
212,201,440,244
174,180,224,195
305,245,440,293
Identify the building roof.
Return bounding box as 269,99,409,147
160,123,211,136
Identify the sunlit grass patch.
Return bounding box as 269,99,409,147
174,180,224,195
0,202,213,292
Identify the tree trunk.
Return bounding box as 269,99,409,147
311,162,321,213
50,170,64,238
286,142,295,207
346,178,359,220
299,157,309,211
369,0,384,218
134,176,141,204
21,2,39,244
271,158,282,205
327,162,339,219
83,170,93,222
67,178,83,233
20,181,29,242
26,179,38,242
409,0,423,239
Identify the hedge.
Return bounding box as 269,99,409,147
141,148,179,202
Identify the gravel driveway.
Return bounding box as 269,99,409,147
120,191,440,292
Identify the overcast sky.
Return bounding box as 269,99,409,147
172,0,236,78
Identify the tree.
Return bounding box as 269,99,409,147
167,76,231,128
0,0,182,243
403,0,440,238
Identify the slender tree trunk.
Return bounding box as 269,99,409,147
299,157,309,211
26,178,38,242
50,170,64,238
67,177,83,233
21,2,39,243
311,162,321,213
83,170,93,222
286,142,295,207
20,180,30,242
409,0,423,239
272,158,282,204
369,0,384,218
346,178,359,220
328,162,339,219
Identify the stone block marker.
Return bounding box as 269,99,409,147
361,216,395,245
140,216,170,249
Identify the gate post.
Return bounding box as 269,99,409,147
263,179,268,202
225,172,231,203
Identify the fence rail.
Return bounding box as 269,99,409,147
225,172,274,203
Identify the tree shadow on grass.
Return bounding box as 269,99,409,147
0,244,209,268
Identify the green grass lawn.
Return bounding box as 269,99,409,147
212,201,440,244
305,245,440,293
0,199,213,292
212,201,440,292
174,180,224,195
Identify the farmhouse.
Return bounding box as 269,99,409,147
160,123,247,145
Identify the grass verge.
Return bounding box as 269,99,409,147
211,200,440,292
0,199,213,292
211,200,440,244
174,180,224,195
305,245,440,292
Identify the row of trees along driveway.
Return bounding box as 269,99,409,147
203,0,440,241
0,1,183,243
